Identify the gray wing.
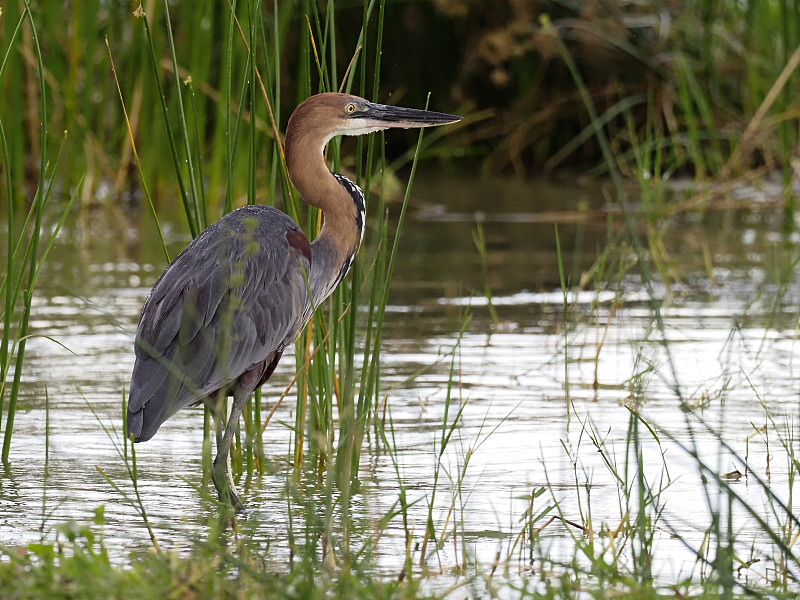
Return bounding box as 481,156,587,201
127,205,312,442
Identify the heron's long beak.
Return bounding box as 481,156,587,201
357,101,462,129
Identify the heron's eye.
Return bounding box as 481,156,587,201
345,103,357,115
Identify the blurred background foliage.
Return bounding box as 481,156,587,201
2,0,800,207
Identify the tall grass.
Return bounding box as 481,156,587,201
111,0,456,568
6,2,800,599
525,17,800,598
0,4,77,462
4,1,799,199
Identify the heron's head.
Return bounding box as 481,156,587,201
286,93,461,154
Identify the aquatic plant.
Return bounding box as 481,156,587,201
0,3,77,463
4,1,800,203
3,2,800,600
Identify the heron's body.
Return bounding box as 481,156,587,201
127,93,459,510
128,186,364,442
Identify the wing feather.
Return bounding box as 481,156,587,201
127,206,311,441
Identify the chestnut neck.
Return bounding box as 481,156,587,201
284,117,362,306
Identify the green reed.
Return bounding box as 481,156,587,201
9,3,800,599
138,4,201,237
532,16,800,596
0,4,77,461
4,1,800,203
122,0,454,566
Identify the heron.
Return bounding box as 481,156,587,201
126,92,461,511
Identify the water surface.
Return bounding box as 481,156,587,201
1,176,799,591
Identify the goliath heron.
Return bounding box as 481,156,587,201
126,93,460,510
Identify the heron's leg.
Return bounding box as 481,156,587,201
212,389,249,512
208,390,226,472
224,397,237,498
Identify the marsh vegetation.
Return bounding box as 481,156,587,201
3,1,800,598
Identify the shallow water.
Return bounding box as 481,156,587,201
2,176,800,592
